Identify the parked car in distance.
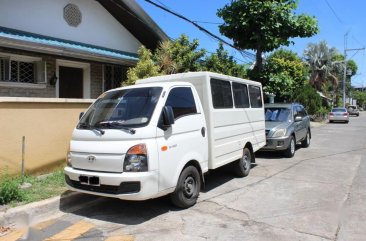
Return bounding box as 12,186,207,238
261,103,311,158
347,105,359,116
329,107,349,123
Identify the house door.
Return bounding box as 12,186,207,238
59,66,83,98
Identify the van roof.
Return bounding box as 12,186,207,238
135,71,261,86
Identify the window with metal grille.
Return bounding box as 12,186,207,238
10,60,35,83
103,65,128,91
0,58,9,81
0,54,45,84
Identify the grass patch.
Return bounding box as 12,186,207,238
1,168,67,207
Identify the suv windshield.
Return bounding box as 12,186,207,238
78,87,162,130
265,107,291,122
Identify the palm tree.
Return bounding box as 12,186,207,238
304,41,340,91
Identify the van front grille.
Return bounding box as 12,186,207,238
65,175,140,195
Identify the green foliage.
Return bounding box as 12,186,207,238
304,41,340,98
20,169,66,205
292,84,323,115
0,175,23,205
262,49,307,101
347,60,358,76
217,0,319,78
203,42,247,78
154,34,206,73
352,91,366,107
124,46,161,86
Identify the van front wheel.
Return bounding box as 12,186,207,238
233,147,252,177
171,165,201,208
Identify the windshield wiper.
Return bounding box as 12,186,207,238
78,122,105,135
96,121,136,134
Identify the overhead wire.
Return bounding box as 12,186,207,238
143,0,255,62
323,0,343,24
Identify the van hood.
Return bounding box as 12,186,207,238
70,126,156,154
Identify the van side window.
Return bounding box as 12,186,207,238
210,78,233,109
249,85,263,108
166,87,197,119
232,82,249,108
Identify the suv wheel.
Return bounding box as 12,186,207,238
284,136,295,158
301,131,310,148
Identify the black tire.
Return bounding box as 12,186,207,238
301,131,310,148
284,136,295,158
345,121,349,124
170,165,201,208
233,147,252,177
329,120,333,123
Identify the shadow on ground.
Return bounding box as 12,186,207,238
59,162,255,225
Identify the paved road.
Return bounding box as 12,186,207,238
3,113,366,241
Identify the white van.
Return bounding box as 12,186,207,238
64,72,265,208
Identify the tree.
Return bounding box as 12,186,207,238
124,46,160,86
352,91,366,107
217,0,318,81
154,34,206,74
262,49,307,101
304,41,340,91
124,35,205,86
203,42,247,78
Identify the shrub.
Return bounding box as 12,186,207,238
292,84,322,115
0,176,24,205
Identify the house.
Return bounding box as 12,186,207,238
0,0,168,99
0,0,168,175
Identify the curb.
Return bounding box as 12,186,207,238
0,192,102,229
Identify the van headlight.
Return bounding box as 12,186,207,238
124,144,148,172
272,128,286,138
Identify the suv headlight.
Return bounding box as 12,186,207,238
124,144,148,172
272,128,286,138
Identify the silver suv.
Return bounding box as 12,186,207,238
261,103,311,158
347,105,359,116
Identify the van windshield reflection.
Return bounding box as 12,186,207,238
78,87,162,130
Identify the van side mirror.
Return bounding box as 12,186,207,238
79,112,84,120
295,116,302,122
161,106,175,130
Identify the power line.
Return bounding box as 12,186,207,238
323,0,343,24
143,0,255,61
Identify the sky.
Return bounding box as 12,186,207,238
136,0,366,88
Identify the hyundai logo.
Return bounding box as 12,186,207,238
87,155,96,163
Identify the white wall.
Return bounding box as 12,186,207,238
0,0,141,54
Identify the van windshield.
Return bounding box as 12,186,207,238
78,87,162,129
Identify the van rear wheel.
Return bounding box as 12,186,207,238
233,147,251,177
170,165,201,208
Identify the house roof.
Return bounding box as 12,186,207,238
0,27,139,65
0,0,169,65
97,0,169,50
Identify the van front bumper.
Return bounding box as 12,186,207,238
261,135,292,151
64,167,159,200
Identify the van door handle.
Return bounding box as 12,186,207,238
201,127,206,137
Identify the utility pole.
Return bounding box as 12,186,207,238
343,33,365,107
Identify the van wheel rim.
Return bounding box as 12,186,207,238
291,139,295,154
243,154,250,170
184,176,195,197
306,133,310,144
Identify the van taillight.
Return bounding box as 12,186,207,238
329,112,334,116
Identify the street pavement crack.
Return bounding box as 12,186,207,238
334,158,362,241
